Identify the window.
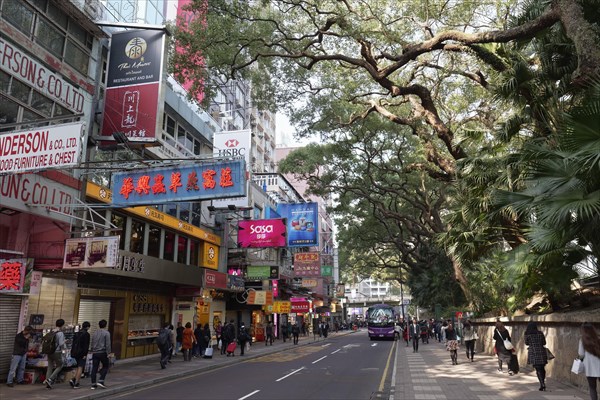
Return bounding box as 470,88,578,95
148,225,161,258
31,91,53,117
164,231,175,261
10,79,31,104
129,219,145,254
190,240,199,266
111,213,126,249
65,40,89,74
177,236,188,264
2,0,34,36
179,202,190,223
165,203,178,218
36,18,65,58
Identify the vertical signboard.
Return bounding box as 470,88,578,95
0,258,27,293
276,203,319,247
101,30,166,142
200,242,219,270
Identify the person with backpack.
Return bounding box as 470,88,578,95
292,322,300,345
238,322,250,356
43,318,66,389
6,326,33,387
69,321,91,389
157,322,171,369
90,319,111,389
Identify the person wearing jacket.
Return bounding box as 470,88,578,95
493,321,514,375
579,322,600,400
462,320,477,362
181,322,196,361
524,321,548,391
6,326,33,387
90,319,111,389
238,322,250,356
409,318,420,353
69,321,91,389
445,323,459,365
44,319,66,389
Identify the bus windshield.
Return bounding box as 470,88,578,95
367,306,394,327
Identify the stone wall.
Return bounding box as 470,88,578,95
472,309,600,395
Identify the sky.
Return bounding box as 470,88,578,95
275,112,312,147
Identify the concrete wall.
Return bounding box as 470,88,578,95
472,309,600,395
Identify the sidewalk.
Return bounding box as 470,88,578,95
391,338,588,400
0,331,351,400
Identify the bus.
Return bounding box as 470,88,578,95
366,304,396,340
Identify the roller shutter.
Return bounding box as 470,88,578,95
0,296,23,380
77,299,111,336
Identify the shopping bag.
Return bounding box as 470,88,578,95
571,358,585,374
203,347,213,359
218,339,222,350
245,342,250,352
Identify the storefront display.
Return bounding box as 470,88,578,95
125,292,170,358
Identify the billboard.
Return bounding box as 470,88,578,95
110,160,246,206
237,219,286,248
204,269,227,289
276,203,319,247
246,265,279,280
62,237,120,269
293,252,321,277
0,122,83,174
101,30,166,142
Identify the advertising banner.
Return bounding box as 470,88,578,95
293,252,321,277
227,274,245,292
237,219,286,248
336,284,345,298
246,265,279,280
111,160,246,206
200,242,219,270
101,30,165,142
204,269,227,289
0,122,84,174
273,301,291,314
290,300,310,313
276,202,319,247
63,237,120,269
247,290,273,305
301,278,319,288
0,258,27,293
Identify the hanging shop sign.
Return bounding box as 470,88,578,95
246,290,273,305
246,265,279,281
101,29,166,142
335,284,345,298
321,265,333,276
0,122,84,174
200,242,219,270
276,202,319,247
204,269,227,289
301,278,319,288
0,258,27,293
237,219,286,248
227,274,245,292
110,160,246,206
0,39,89,113
273,301,291,314
293,252,321,277
290,300,310,313
62,236,119,269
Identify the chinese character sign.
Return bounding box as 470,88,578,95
293,252,321,277
0,258,26,293
276,203,319,247
110,160,246,206
101,30,166,142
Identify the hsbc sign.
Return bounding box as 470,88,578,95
225,139,239,147
214,130,250,168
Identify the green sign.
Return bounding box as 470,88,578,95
246,265,279,280
321,265,333,276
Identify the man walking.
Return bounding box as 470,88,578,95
43,319,66,389
221,320,235,355
265,322,273,346
157,323,172,369
409,318,420,353
292,323,300,345
69,321,91,389
7,326,33,387
90,319,111,389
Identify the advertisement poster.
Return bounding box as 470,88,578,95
246,266,279,280
62,237,119,269
293,252,321,277
276,203,319,247
237,219,286,248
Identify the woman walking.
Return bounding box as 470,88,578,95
181,322,196,361
494,321,514,375
579,322,600,400
446,323,459,365
462,320,477,362
524,321,548,391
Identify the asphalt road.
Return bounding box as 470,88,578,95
114,333,395,400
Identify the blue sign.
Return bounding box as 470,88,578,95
276,202,319,247
111,160,246,206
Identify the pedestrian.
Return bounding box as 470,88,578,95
182,322,196,361
215,320,223,349
222,320,235,355
579,322,600,400
168,324,176,362
493,321,514,375
69,322,91,389
292,322,300,345
6,325,33,387
193,323,203,357
265,322,274,346
409,317,420,353
43,318,66,389
446,323,459,365
524,321,548,391
238,322,250,356
199,323,211,356
462,319,477,362
90,319,111,389
157,322,171,369
175,322,184,355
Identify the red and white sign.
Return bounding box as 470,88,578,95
204,269,227,289
237,219,286,248
213,129,251,167
0,39,87,113
0,122,83,173
290,301,310,313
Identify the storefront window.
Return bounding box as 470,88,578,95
148,225,161,258
129,219,145,254
164,231,175,261
111,213,126,249
177,236,188,264
190,240,199,266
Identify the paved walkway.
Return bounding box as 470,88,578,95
391,338,587,400
1,330,589,400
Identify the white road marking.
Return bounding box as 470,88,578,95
321,343,332,347
343,344,360,348
312,356,327,364
331,349,341,354
276,367,305,382
371,343,378,347
238,390,260,400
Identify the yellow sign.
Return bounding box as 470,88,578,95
200,243,219,270
273,301,291,314
302,278,318,288
86,181,220,245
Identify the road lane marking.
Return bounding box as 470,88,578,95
389,339,399,400
238,390,260,400
276,367,305,382
371,343,378,347
331,349,341,354
321,343,331,347
312,356,327,364
379,339,396,392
